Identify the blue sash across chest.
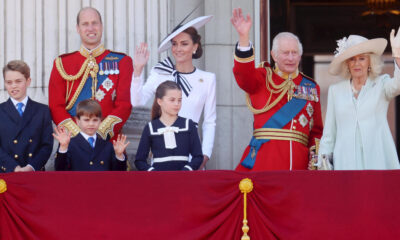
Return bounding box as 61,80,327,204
68,52,124,116
241,76,315,169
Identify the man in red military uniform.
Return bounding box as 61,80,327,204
231,8,323,171
49,7,133,141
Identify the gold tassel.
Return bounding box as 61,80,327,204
239,178,253,240
0,179,7,194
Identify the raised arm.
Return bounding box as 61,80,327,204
231,8,252,47
384,27,400,98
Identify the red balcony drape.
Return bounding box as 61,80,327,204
1,170,400,239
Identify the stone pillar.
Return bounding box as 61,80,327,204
203,1,257,169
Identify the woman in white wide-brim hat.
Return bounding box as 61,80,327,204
318,28,400,170
131,15,216,170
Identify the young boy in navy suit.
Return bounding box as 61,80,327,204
0,60,53,173
53,99,129,171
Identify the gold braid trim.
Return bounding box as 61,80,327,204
97,115,122,140
234,46,255,63
56,57,89,82
253,128,309,146
59,118,81,137
246,66,295,114
56,55,99,110
234,54,255,63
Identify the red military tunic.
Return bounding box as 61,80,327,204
233,47,323,171
49,44,133,140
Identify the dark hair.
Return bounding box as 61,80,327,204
77,7,102,25
183,27,203,59
3,60,30,80
151,81,181,120
76,99,102,119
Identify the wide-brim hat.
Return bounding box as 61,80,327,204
158,15,213,53
329,35,387,75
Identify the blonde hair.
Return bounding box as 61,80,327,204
338,53,383,80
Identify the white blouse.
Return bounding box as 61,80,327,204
319,62,400,170
131,67,216,158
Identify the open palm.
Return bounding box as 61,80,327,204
113,134,130,156
133,42,150,74
53,126,71,147
231,8,252,37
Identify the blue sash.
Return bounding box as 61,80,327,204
68,52,124,116
241,76,315,169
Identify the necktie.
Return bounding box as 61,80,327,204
17,102,24,116
88,137,95,148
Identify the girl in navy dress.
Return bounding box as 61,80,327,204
135,81,203,171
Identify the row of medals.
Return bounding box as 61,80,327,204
99,62,119,76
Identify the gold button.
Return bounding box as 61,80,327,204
29,153,32,157
13,140,18,144
294,120,297,123
29,139,33,143
14,154,18,159
293,126,296,130
90,161,93,165
100,161,104,165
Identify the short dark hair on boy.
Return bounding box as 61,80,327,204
3,60,30,79
76,99,102,119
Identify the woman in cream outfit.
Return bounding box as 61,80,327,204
318,28,400,170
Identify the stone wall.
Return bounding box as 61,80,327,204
0,0,260,170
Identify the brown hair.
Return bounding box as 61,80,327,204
76,99,102,119
183,27,203,59
3,60,30,79
77,7,102,25
151,81,181,120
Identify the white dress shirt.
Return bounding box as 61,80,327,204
10,96,28,113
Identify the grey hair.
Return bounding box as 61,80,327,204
338,53,383,80
271,32,303,56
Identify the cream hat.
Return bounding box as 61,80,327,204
329,35,387,75
158,15,213,53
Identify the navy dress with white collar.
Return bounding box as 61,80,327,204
135,116,203,171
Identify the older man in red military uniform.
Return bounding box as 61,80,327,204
49,7,134,141
231,8,323,171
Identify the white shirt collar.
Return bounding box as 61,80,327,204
80,131,97,144
10,96,28,108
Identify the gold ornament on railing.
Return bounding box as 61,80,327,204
0,179,7,194
239,178,253,240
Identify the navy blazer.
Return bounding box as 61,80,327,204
0,98,53,173
55,133,126,171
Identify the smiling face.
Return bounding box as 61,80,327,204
76,8,103,49
271,37,301,74
4,70,31,102
76,114,101,136
157,89,182,118
346,54,370,80
171,32,198,65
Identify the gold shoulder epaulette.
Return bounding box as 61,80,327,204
58,51,78,59
300,72,316,83
109,51,127,56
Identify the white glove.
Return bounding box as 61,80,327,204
390,27,400,58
